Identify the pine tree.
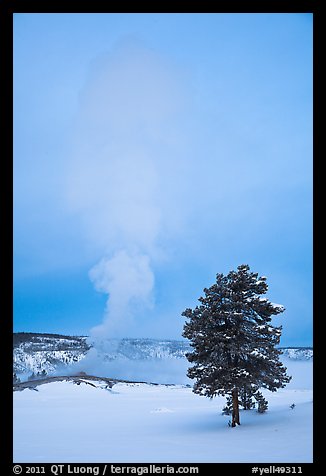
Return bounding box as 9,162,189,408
182,264,291,427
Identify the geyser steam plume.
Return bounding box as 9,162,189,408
67,41,191,341
89,250,154,339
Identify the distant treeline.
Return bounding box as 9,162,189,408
13,332,312,350
13,332,88,348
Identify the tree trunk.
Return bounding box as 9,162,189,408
242,387,250,410
231,388,240,427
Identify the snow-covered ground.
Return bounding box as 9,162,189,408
13,357,312,463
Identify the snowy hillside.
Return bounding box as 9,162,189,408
13,333,90,377
281,347,313,360
13,333,313,383
13,334,190,379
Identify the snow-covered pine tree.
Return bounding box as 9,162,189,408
182,264,291,427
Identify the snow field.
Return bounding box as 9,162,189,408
14,360,312,463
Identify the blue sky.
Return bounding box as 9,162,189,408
13,13,313,346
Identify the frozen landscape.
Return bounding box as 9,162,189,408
13,334,313,463
13,11,313,468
